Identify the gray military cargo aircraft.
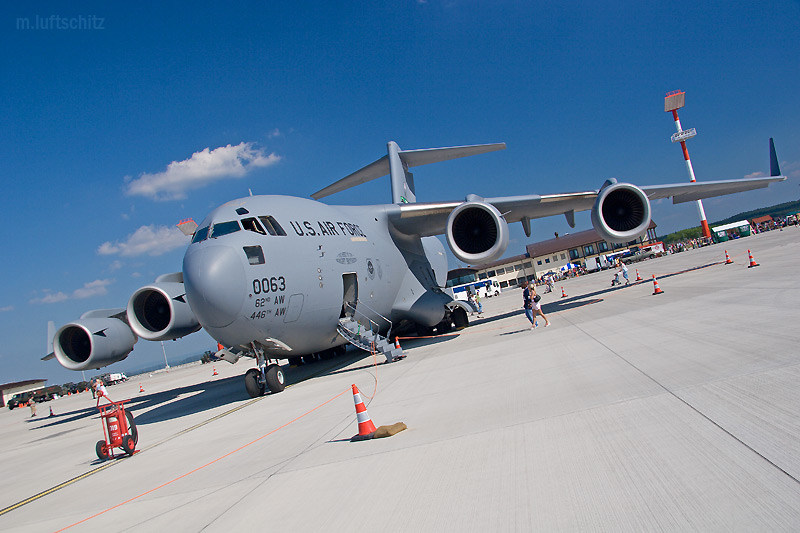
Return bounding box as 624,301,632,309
44,140,786,397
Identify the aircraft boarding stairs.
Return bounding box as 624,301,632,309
336,303,403,363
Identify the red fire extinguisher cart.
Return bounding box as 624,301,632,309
95,395,138,460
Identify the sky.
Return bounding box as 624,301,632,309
1,1,799,385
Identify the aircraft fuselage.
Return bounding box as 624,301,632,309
182,195,450,357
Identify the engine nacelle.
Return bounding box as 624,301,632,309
446,201,509,264
591,182,652,243
127,281,201,341
54,318,136,371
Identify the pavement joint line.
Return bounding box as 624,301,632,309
55,387,352,532
0,357,349,518
565,314,800,487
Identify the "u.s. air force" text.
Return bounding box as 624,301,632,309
288,220,366,238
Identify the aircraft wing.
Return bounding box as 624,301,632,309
388,175,786,236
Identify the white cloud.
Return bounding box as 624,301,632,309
744,171,765,179
98,225,189,257
109,260,124,271
125,142,281,201
0,305,13,312
268,128,282,138
30,279,113,304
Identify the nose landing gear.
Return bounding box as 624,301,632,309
244,343,286,398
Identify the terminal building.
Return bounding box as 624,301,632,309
447,221,659,290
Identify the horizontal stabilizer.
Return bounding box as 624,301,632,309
312,142,506,200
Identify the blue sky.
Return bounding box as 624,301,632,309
1,1,798,385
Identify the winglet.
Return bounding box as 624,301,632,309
769,138,781,177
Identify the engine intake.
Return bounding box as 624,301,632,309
127,281,201,341
446,201,509,264
53,318,136,371
591,182,651,243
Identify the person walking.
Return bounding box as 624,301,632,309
29,397,37,417
619,261,629,285
521,281,550,329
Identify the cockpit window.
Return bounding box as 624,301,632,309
209,220,241,238
192,226,210,243
236,207,250,215
241,217,266,235
243,245,265,265
259,216,287,236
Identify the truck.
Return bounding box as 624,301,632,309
584,254,610,272
107,372,128,385
622,242,665,264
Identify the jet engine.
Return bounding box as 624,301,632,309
53,318,136,371
446,201,509,264
127,275,201,341
590,182,652,243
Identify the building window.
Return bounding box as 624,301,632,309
545,258,550,264
523,262,532,269
537,260,542,265
496,267,505,275
552,255,558,262
598,241,609,252
478,272,487,280
514,264,523,271
509,279,518,286
487,270,496,277
569,249,580,260
499,280,509,288
560,253,566,260
583,244,595,256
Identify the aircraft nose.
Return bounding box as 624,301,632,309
183,245,246,328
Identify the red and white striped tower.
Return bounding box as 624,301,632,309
664,91,712,239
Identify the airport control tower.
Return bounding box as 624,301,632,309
664,90,712,239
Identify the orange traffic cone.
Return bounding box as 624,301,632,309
394,337,401,350
652,275,664,295
351,384,377,441
747,249,759,268
212,366,218,376
49,407,55,417
635,269,642,281
139,383,145,393
560,286,568,298
724,250,734,265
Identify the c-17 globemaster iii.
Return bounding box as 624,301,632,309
44,139,785,398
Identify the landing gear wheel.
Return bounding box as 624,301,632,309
244,368,265,398
436,319,452,334
96,441,110,461
121,434,136,455
125,410,138,445
452,307,469,330
415,323,434,337
265,364,285,393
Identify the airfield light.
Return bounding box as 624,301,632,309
664,90,712,239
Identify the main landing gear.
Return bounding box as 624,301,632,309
244,343,286,398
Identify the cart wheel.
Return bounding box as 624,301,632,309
244,368,265,398
96,440,110,461
125,410,138,445
121,434,136,455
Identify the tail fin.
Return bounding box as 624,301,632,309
42,321,56,361
769,138,781,177
311,141,506,202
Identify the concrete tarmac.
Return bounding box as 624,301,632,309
2,228,799,531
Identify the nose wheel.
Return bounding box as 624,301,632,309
244,364,286,398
